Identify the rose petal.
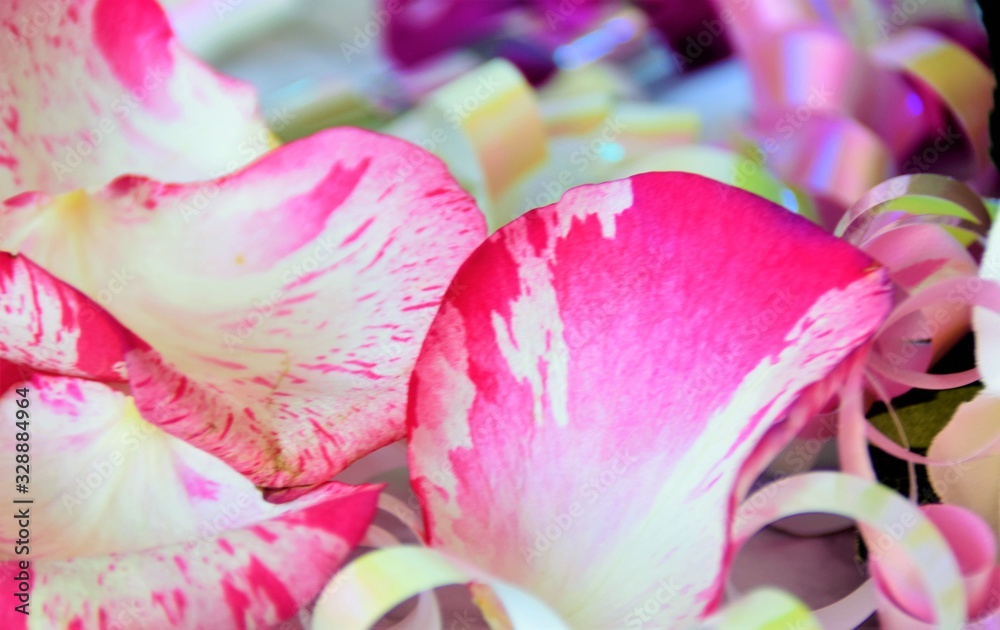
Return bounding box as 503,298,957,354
0,252,130,381
0,357,30,395
20,482,377,628
1,128,486,489
408,173,892,626
0,374,329,558
383,0,514,68
0,0,270,200
0,374,379,627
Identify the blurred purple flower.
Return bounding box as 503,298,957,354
382,0,733,82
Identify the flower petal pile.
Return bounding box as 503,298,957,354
0,374,380,628
1,0,486,491
1,0,275,386
2,127,486,489
0,0,487,623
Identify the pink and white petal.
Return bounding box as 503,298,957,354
0,357,32,395
0,373,357,561
0,252,130,381
1,128,486,489
0,0,269,200
0,561,32,629
30,482,379,629
408,173,893,627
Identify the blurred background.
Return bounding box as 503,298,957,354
160,0,996,233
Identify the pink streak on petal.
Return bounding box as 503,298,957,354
0,253,130,381
408,173,892,627
28,483,380,627
92,0,173,98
